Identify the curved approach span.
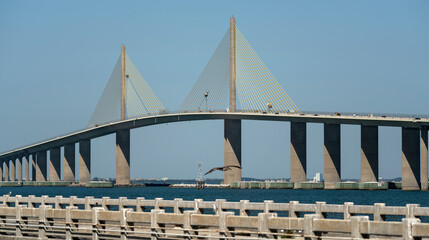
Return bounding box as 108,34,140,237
1,111,428,159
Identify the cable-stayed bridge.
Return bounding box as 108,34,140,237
0,17,428,190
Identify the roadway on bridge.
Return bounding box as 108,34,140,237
1,111,428,159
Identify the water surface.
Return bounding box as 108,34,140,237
0,187,426,207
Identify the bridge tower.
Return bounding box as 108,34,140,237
116,45,131,185
121,45,126,121
224,16,242,184
88,44,165,185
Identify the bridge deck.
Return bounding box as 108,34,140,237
1,111,428,159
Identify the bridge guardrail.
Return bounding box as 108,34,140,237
0,195,428,239
1,195,429,220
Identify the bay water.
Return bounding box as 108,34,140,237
0,187,427,207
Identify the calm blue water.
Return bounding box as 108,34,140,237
0,187,427,207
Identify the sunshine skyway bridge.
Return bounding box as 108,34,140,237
0,17,428,191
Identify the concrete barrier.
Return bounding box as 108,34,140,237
0,195,428,239
21,181,72,187
295,182,324,189
230,181,294,189
85,181,114,188
0,182,23,187
335,182,388,190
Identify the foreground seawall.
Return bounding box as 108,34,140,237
0,195,428,239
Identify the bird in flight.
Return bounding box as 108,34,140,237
204,165,241,176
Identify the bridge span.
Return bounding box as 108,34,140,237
0,111,428,190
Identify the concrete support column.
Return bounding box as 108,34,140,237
402,218,421,240
0,160,3,181
402,127,421,191
361,125,379,182
36,151,47,182
4,160,9,181
10,158,16,182
224,119,242,184
116,129,130,185
421,127,428,191
17,156,22,182
291,122,307,184
49,147,61,182
351,216,369,239
31,154,36,181
79,140,91,183
24,155,29,181
324,123,341,189
64,143,75,183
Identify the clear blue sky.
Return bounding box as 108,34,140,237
0,0,428,180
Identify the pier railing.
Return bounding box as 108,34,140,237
0,195,428,239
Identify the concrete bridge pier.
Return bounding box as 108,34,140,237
36,151,47,182
17,156,22,182
420,127,428,191
24,155,29,181
31,154,36,181
116,129,130,185
290,122,307,185
224,119,242,184
0,160,3,181
79,140,91,183
50,147,61,182
4,161,9,181
64,143,75,183
324,123,341,189
10,158,15,182
402,127,420,191
361,125,379,182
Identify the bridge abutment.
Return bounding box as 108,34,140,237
224,119,241,184
36,151,47,182
402,127,421,191
79,140,91,184
291,122,307,185
324,123,341,189
49,147,61,182
64,143,76,183
361,125,379,182
421,127,428,191
116,129,130,185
